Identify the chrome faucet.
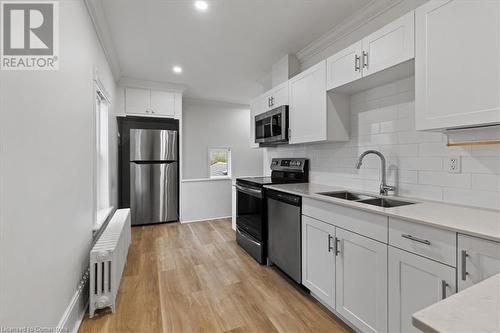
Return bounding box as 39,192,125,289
356,150,396,196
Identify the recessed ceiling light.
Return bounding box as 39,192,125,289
194,1,208,11
172,66,182,74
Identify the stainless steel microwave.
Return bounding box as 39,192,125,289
255,105,288,145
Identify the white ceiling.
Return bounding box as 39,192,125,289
99,0,372,104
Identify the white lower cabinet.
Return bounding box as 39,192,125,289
301,215,336,309
335,228,387,333
458,234,500,291
388,247,456,333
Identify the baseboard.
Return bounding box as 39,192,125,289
181,216,231,224
58,272,89,333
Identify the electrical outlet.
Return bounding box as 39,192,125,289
448,156,461,173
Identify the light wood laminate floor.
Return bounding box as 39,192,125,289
79,219,351,333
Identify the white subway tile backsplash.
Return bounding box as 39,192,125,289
399,157,443,171
471,174,500,192
462,157,500,174
264,76,500,210
419,171,471,188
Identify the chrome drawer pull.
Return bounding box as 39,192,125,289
401,234,431,245
354,54,361,71
461,250,469,281
441,280,449,299
328,234,333,252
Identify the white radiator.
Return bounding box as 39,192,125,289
89,208,131,318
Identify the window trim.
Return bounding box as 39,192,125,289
208,147,232,179
93,77,112,229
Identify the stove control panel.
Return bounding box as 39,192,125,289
271,158,307,171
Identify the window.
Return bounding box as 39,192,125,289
95,84,111,228
209,148,231,179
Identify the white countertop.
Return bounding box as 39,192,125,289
264,183,500,242
412,273,500,333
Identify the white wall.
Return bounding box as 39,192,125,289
264,76,500,210
182,99,262,179
181,179,232,222
181,99,263,221
0,0,117,328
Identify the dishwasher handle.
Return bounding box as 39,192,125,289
266,189,301,206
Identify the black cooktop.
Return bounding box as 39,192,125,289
236,176,299,187
236,158,309,188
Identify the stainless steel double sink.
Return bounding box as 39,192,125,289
317,191,416,208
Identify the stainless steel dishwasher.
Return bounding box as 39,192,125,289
266,189,302,284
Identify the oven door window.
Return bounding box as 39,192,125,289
236,189,263,240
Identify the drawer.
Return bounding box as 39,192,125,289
389,218,456,266
303,198,388,243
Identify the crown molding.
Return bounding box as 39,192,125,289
296,0,403,64
84,0,122,80
183,97,250,109
118,76,188,94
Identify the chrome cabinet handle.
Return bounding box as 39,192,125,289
354,54,361,72
362,51,368,68
270,96,274,107
268,98,271,108
441,280,449,299
401,234,431,245
328,235,333,252
461,250,469,281
335,237,340,256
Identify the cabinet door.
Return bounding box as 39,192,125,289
336,228,387,333
458,234,500,291
388,247,456,333
269,81,289,109
361,11,414,77
289,60,327,144
415,0,500,130
125,88,151,115
302,215,336,309
150,91,175,116
326,42,362,90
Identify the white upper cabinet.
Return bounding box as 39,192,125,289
362,11,414,77
388,247,456,333
268,81,289,110
150,90,175,116
458,234,500,291
289,61,328,144
335,229,388,333
125,88,150,115
326,12,414,92
302,215,336,309
327,42,363,90
415,0,500,130
125,87,178,118
254,81,289,115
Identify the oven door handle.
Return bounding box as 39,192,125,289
235,184,263,198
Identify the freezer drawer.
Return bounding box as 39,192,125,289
130,161,178,225
130,129,178,161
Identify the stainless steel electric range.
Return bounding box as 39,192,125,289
235,158,309,264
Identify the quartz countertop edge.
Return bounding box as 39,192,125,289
412,273,500,333
264,183,500,243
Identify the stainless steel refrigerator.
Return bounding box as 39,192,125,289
130,129,178,225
